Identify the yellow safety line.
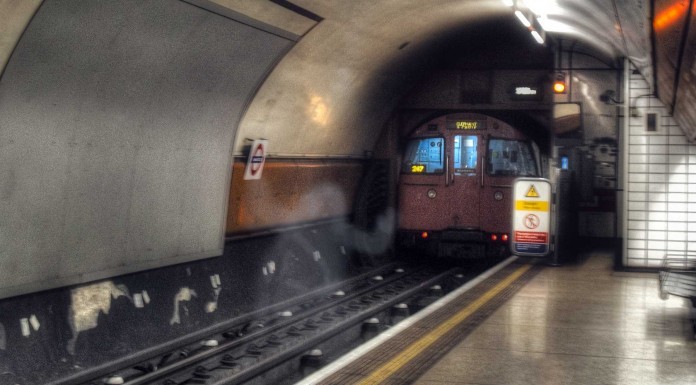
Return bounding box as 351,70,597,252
356,264,533,385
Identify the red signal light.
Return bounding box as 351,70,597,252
491,234,498,241
502,234,509,242
421,231,429,239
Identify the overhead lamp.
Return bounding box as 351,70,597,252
513,5,546,45
531,29,544,44
515,9,532,27
501,0,515,7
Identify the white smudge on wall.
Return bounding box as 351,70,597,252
170,287,197,325
67,281,129,354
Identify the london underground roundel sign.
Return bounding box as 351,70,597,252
243,140,268,180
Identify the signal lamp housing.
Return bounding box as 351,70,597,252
553,72,567,94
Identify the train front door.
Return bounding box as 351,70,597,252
446,134,482,229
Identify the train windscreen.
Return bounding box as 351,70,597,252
402,137,444,174
487,139,538,176
454,135,478,174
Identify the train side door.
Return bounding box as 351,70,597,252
446,134,482,229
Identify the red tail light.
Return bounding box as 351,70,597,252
421,231,429,239
502,234,509,242
491,234,498,241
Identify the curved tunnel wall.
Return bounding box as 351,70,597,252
0,0,294,299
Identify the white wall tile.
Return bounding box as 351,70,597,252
668,202,688,212
648,154,667,163
648,211,667,220
668,173,687,183
628,220,647,230
628,192,646,201
649,136,669,145
669,155,688,164
647,250,665,259
647,230,666,240
667,241,686,250
627,249,645,259
630,136,647,145
667,193,687,202
648,202,667,211
668,183,688,193
668,232,687,241
628,182,647,192
647,183,666,193
668,221,687,231
669,136,688,145
629,173,647,182
649,174,667,183
628,201,646,211
629,142,647,152
649,164,667,173
630,154,648,163
648,145,667,154
647,221,667,230
629,164,647,173
628,240,645,249
670,164,688,174
628,230,646,239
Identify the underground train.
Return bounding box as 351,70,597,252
397,112,543,259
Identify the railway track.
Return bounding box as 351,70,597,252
76,262,482,385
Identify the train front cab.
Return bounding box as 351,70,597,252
397,113,541,259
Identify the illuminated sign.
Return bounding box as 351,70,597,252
411,164,426,173
446,120,486,130
515,86,538,96
509,83,543,100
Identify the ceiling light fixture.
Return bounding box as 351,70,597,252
513,5,546,45
531,30,544,44
515,10,532,27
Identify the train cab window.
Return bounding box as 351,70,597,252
402,137,444,174
454,135,478,174
487,139,538,176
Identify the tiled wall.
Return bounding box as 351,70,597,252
623,63,696,267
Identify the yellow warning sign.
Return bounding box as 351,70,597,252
526,185,540,198
515,200,549,212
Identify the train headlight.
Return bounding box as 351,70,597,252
494,191,503,201
427,189,437,199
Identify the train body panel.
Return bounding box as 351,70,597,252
398,113,541,258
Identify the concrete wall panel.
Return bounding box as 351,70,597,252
0,0,293,298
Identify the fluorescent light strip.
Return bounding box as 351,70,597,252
515,10,531,27
531,30,544,44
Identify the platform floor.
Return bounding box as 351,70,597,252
415,251,696,385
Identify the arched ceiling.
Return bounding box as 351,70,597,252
0,0,665,156
233,0,653,156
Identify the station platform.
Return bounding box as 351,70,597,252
302,250,696,385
